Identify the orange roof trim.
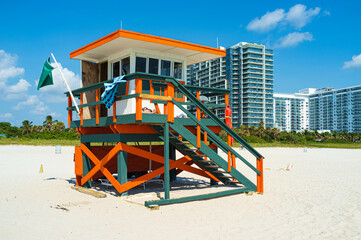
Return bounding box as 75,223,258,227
70,29,226,59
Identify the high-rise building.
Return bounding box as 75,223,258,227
187,42,274,128
309,86,361,132
273,92,309,132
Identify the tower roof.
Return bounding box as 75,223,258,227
70,29,226,65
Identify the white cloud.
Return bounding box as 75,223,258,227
247,4,325,33
6,79,31,94
0,113,13,120
14,95,50,115
343,54,361,69
247,9,285,32
277,32,314,48
286,4,321,29
0,50,25,82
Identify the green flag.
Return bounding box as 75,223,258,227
37,57,55,90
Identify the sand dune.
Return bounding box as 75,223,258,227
0,145,360,240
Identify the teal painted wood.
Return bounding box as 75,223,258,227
169,144,177,182
210,146,218,186
82,143,92,188
173,101,260,175
171,80,263,159
163,122,170,199
145,187,250,207
169,123,257,190
150,125,256,189
117,150,127,196
81,133,162,143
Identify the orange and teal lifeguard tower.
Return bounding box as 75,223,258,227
67,29,264,207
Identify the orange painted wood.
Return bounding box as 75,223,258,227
95,89,99,125
149,81,154,103
232,154,236,168
113,100,117,123
80,93,83,126
135,79,142,121
167,83,174,122
113,124,158,134
68,96,72,127
74,146,82,185
196,91,201,148
225,94,229,105
204,131,208,160
154,103,161,114
80,143,121,185
257,157,264,194
70,29,226,59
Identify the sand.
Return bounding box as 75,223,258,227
0,145,360,240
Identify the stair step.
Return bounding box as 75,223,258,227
170,136,180,139
218,175,232,178
198,159,214,163
213,170,227,174
176,142,189,145
205,165,219,169
191,154,206,157
184,148,198,151
224,180,240,184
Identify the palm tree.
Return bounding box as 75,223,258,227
53,121,65,131
21,120,33,135
43,115,57,131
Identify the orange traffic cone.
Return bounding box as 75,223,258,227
39,164,44,173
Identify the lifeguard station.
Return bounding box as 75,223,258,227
67,29,264,207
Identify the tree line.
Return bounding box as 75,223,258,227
220,122,361,144
0,115,79,140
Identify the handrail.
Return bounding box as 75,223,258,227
64,72,263,159
173,100,260,175
170,78,264,159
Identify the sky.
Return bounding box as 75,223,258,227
0,0,361,126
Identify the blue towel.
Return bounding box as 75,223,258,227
101,76,126,109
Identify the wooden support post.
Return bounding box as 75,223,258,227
227,135,231,172
68,96,72,127
204,131,208,160
80,93,83,126
170,144,177,182
135,79,142,121
95,89,99,125
196,91,201,148
257,157,264,194
82,142,92,188
167,82,174,123
113,100,117,123
164,87,168,114
164,122,170,199
117,149,127,196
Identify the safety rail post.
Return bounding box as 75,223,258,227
95,89,99,125
135,78,142,121
257,157,264,194
164,85,168,114
225,93,231,172
204,131,208,160
167,82,174,122
196,91,201,148
80,93,83,126
113,99,117,123
68,96,72,127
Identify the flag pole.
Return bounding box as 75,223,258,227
50,53,80,114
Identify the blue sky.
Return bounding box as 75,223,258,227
1,0,361,126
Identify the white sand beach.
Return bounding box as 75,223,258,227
0,145,360,240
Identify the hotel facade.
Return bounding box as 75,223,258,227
274,86,361,133
309,86,361,133
273,92,309,132
187,42,274,128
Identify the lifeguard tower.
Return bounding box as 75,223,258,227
67,30,264,207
